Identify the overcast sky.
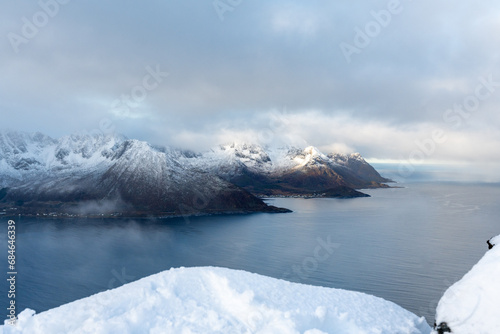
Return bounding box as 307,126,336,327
1,0,500,167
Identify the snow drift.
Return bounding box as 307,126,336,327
1,267,431,334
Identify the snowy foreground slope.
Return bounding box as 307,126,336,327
1,267,431,334
433,235,500,334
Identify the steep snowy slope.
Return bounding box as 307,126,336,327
433,235,500,334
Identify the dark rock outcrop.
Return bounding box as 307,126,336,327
435,322,451,333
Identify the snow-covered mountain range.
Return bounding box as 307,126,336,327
180,142,390,196
0,132,390,217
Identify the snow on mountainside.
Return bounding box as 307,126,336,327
0,132,124,185
291,146,330,169
328,152,389,183
0,132,287,217
181,142,274,179
0,267,431,334
0,131,390,215
183,143,337,175
181,142,391,197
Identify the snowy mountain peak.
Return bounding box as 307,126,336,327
349,152,365,161
54,133,125,166
0,131,56,156
292,146,330,168
304,146,322,156
219,142,269,159
0,131,129,184
328,152,366,165
185,142,274,177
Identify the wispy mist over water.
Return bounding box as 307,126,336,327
69,197,131,215
371,163,500,184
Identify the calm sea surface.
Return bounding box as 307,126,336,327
2,167,500,325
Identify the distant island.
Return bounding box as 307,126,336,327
0,132,391,218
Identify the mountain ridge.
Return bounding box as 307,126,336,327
0,131,391,217
180,142,391,197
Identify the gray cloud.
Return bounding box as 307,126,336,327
1,0,500,166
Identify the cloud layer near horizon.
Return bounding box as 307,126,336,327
1,0,500,164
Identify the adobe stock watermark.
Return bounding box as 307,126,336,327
213,0,243,21
417,275,464,328
7,0,71,54
398,74,499,178
107,267,135,289
228,235,339,332
178,189,211,225
339,0,411,64
77,118,116,139
110,65,168,119
256,107,292,145
281,235,340,281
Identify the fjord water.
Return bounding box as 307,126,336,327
2,168,500,325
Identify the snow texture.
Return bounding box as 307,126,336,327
0,131,125,186
433,234,500,334
182,142,355,178
1,267,430,334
